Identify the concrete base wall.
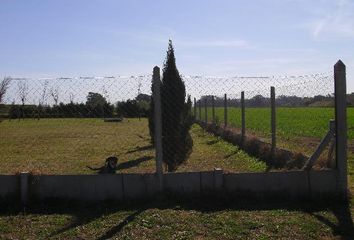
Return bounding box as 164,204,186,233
31,175,124,201
0,175,19,198
0,169,339,202
31,173,162,201
309,170,337,195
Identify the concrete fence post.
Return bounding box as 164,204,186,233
271,86,276,154
204,98,208,123
212,95,216,123
224,94,228,127
213,168,223,191
241,91,245,144
334,60,347,195
20,172,30,207
193,98,197,119
153,66,163,190
198,100,202,121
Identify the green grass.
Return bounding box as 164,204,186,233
205,107,354,139
0,198,352,240
0,118,265,174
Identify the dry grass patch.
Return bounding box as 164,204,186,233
0,118,266,174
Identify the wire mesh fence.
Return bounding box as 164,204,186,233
189,71,338,170
0,75,157,174
192,72,335,141
0,70,341,174
1,75,153,119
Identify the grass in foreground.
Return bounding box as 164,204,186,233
0,198,353,240
0,118,265,174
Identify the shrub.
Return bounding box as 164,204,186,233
286,152,307,169
259,144,272,166
243,137,262,158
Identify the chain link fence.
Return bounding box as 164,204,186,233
192,73,335,140
190,72,338,169
1,75,153,118
0,70,342,173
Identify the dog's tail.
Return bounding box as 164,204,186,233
86,165,102,171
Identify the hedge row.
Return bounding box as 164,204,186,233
197,121,309,170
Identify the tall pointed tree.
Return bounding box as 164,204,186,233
148,40,193,171
160,40,193,171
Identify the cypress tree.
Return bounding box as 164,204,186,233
148,40,193,171
160,40,193,171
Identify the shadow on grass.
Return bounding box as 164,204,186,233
307,201,354,239
1,196,353,239
125,145,153,154
117,156,153,170
43,204,145,239
96,209,144,240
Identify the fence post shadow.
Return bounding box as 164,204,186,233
307,200,354,238
96,208,145,240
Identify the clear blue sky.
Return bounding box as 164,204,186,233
0,0,353,91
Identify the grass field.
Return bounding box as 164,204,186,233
205,107,354,139
1,198,352,240
1,109,354,239
0,118,265,174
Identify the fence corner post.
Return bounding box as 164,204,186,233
224,94,228,128
334,60,347,196
213,168,223,191
212,95,215,123
193,97,197,120
198,99,202,121
20,172,30,207
204,98,208,123
153,66,163,191
241,91,245,144
270,86,276,155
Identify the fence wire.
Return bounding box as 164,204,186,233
191,72,335,153
0,71,337,173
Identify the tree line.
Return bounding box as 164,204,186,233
198,94,343,108
5,92,151,119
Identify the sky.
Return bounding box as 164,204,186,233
0,0,353,91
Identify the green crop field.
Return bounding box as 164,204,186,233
201,107,354,139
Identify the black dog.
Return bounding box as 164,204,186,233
87,156,118,174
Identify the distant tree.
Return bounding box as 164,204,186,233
248,95,267,107
18,81,28,105
69,92,75,104
135,93,150,102
50,86,60,106
0,76,11,103
9,101,20,119
17,81,29,119
37,80,49,119
347,93,354,106
276,95,304,107
49,86,60,117
86,92,106,107
160,40,193,172
116,100,137,117
134,93,150,120
86,92,113,117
